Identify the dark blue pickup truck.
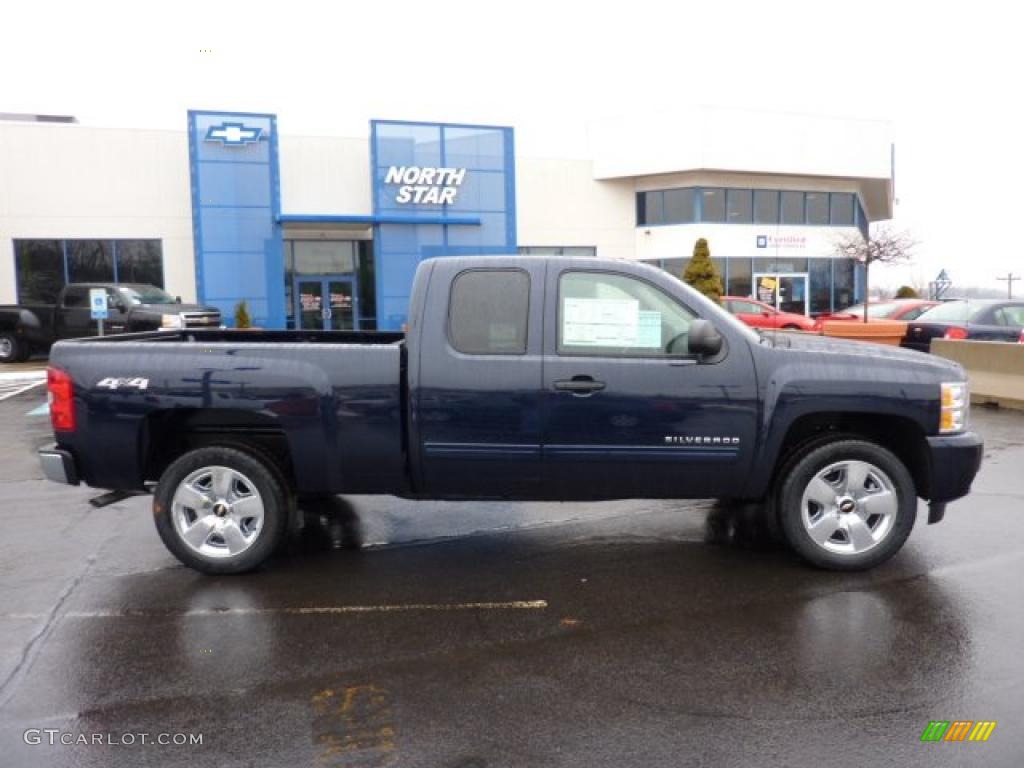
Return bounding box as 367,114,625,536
38,256,983,574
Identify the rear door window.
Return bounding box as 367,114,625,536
448,269,530,355
62,287,88,308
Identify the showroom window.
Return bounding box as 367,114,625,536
518,246,597,256
636,187,866,229
14,239,165,304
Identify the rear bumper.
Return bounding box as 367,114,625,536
925,431,983,503
38,447,80,486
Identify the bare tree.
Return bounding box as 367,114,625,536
833,227,915,323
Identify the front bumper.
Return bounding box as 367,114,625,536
925,431,983,504
38,447,80,486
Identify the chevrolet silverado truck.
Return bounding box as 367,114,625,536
37,256,983,574
0,283,221,363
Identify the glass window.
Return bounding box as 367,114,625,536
726,189,753,223
916,302,977,323
448,269,529,355
995,306,1024,326
829,193,855,226
61,286,89,308
14,239,65,304
294,241,355,274
115,240,164,286
780,191,804,224
663,188,695,223
899,304,933,321
67,240,114,283
637,191,664,225
710,258,727,296
754,191,779,224
806,192,829,225
833,259,856,310
559,271,697,357
753,258,808,274
729,300,763,314
117,285,177,305
357,241,376,330
727,258,752,298
700,188,726,222
808,259,832,314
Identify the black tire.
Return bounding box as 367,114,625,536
153,446,290,574
776,439,916,571
0,333,24,364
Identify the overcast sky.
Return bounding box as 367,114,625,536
3,0,1021,292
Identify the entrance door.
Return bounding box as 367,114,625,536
753,273,809,315
295,276,358,330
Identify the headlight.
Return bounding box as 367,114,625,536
160,314,185,330
939,381,969,434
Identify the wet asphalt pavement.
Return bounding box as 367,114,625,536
0,386,1022,767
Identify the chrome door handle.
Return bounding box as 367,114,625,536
553,377,606,395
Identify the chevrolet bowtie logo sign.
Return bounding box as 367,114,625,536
204,122,263,146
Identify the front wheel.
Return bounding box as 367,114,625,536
777,439,916,570
154,446,289,574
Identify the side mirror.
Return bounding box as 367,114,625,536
689,319,723,357
116,301,127,312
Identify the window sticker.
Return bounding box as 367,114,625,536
636,311,662,348
563,297,639,346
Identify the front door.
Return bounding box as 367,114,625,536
542,267,759,499
295,276,358,330
754,273,808,315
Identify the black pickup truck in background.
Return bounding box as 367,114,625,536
0,283,221,363
38,255,983,575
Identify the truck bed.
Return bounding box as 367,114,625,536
48,329,409,494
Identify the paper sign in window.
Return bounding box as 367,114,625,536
636,311,662,348
563,297,640,346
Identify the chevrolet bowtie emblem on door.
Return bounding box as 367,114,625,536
204,122,263,146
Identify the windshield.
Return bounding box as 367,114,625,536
836,303,900,319
915,301,979,323
118,285,177,305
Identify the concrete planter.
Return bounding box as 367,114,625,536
819,320,907,347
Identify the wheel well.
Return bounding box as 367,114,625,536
142,409,294,489
774,412,930,497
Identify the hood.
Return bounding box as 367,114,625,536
767,331,964,377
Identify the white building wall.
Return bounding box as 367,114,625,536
515,157,635,257
278,135,371,216
0,122,195,303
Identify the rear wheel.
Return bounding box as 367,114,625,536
154,446,289,574
777,439,916,570
0,333,25,364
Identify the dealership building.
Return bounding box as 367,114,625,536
0,107,893,329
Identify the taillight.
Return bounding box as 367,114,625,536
944,327,968,340
47,367,76,432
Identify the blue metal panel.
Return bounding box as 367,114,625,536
187,110,284,328
370,119,517,331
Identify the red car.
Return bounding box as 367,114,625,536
721,296,817,332
815,299,938,327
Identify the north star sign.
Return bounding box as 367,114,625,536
385,166,467,205
204,122,264,146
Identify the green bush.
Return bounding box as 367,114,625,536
233,300,252,329
683,238,723,301
895,285,919,299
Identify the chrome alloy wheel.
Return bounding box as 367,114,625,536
0,337,13,359
799,460,898,556
171,466,265,559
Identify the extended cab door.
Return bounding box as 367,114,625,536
55,286,95,339
412,258,546,498
541,265,759,499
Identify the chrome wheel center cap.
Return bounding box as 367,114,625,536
838,497,857,514
213,501,230,517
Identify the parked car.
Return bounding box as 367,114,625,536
39,255,982,574
815,299,939,328
901,299,1024,353
721,296,817,332
0,283,221,363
